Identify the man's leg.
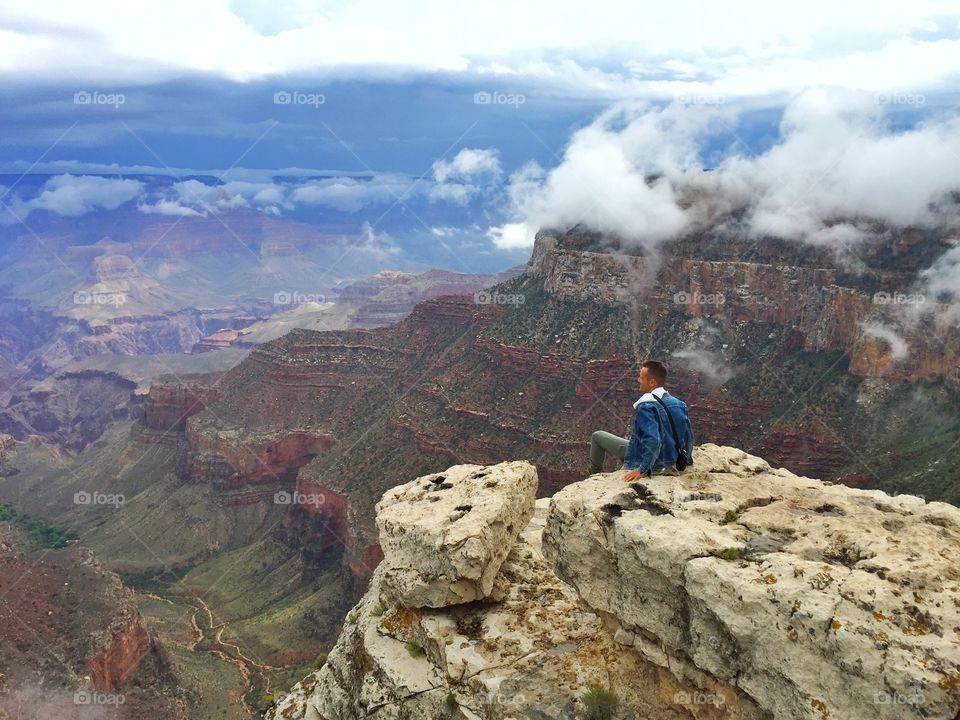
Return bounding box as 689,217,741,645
590,431,629,474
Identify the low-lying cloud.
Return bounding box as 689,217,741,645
861,322,910,361
1,174,144,223
489,89,960,250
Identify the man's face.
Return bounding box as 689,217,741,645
638,367,658,393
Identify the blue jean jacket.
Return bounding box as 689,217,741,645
623,391,695,473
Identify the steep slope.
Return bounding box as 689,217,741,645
0,520,189,718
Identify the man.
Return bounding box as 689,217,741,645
589,360,694,481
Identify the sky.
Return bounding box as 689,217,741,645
1,0,960,273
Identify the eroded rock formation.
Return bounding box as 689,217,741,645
270,448,960,720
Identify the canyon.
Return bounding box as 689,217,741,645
0,222,958,719
115,225,960,603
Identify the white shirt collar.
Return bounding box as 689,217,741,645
633,386,667,408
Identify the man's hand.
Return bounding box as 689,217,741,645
623,468,643,482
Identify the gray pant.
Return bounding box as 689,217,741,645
590,430,628,473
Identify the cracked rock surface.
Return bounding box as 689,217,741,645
543,443,960,720
270,464,725,720
269,447,960,720
376,460,538,608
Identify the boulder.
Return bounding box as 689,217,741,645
270,497,756,720
375,460,538,608
542,443,960,720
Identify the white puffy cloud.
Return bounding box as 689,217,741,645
2,0,960,100
137,198,205,216
918,243,960,305
673,346,738,389
486,221,537,250
492,89,960,250
429,148,502,205
489,101,713,248
432,148,501,184
716,89,960,242
11,174,143,219
672,323,740,389
167,178,294,212
289,174,416,212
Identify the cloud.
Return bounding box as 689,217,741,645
3,0,960,100
2,174,144,222
165,178,296,213
432,148,501,184
289,174,416,212
355,220,402,261
672,323,740,389
918,243,960,305
489,101,713,248
491,89,960,250
862,322,910,360
486,221,536,249
137,198,205,216
716,89,960,242
0,167,502,225
429,148,502,205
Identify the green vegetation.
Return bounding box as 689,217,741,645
715,547,744,562
313,652,328,669
406,641,425,657
0,502,76,548
371,600,387,616
720,510,739,525
256,692,276,713
445,692,459,711
580,685,619,720
482,276,635,359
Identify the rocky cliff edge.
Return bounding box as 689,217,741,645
269,445,960,720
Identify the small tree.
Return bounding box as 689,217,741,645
580,685,619,720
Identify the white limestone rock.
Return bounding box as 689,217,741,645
375,461,538,608
542,443,960,720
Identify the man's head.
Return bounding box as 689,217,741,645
638,360,667,393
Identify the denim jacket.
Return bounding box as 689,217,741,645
623,388,695,473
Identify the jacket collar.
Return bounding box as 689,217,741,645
633,386,668,409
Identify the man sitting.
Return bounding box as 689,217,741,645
589,360,694,481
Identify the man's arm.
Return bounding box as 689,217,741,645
623,404,662,473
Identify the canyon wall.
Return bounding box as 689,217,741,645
132,226,960,594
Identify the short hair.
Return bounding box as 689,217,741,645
641,360,667,385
